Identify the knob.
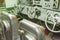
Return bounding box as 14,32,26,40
18,29,24,35
35,8,41,17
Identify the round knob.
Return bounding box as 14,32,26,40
18,29,24,35
35,8,41,17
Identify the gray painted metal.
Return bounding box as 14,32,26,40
19,19,45,40
1,11,20,40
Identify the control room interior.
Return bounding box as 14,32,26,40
0,0,60,40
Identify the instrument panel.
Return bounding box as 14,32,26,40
1,0,60,40
18,0,60,33
32,0,59,10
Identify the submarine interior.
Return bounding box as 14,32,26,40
0,0,60,40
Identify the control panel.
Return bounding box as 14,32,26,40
19,0,60,33
32,0,59,10
19,0,60,11
1,0,60,40
45,10,60,33
19,5,47,21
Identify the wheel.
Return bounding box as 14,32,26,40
45,12,60,33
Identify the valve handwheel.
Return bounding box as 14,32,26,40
45,13,60,33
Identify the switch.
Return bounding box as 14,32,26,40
35,8,41,17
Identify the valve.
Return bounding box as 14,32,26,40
45,12,60,33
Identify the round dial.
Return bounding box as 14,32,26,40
45,13,60,33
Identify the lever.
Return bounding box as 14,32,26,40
18,29,24,40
